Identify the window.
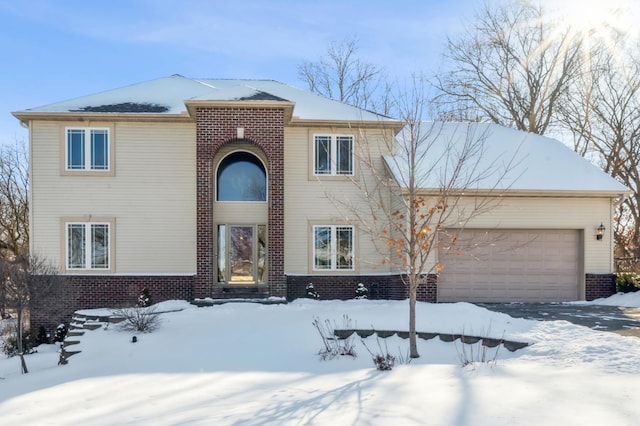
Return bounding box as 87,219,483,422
313,134,354,176
217,152,267,201
313,225,354,271
66,222,110,270
66,128,109,171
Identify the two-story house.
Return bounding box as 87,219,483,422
13,75,629,328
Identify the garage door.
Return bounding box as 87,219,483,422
438,229,580,302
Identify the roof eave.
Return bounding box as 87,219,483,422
184,99,295,123
288,118,404,131
409,187,632,198
12,110,193,125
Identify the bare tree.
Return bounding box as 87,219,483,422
0,140,29,262
560,43,640,262
434,1,583,134
0,255,64,374
298,37,390,113
332,78,517,358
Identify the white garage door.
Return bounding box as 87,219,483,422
438,229,580,302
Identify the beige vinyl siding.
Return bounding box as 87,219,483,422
284,127,394,274
30,121,196,274
438,196,613,274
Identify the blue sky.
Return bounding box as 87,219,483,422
0,0,478,144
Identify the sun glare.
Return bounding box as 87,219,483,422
545,0,638,40
537,0,639,72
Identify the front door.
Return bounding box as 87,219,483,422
218,224,267,285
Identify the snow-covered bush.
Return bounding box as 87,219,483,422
354,283,368,299
616,272,640,293
136,287,152,307
305,283,320,300
53,324,68,343
1,329,34,357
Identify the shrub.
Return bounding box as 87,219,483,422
454,327,501,368
53,324,68,343
616,272,640,293
312,315,357,360
305,283,320,300
354,283,368,299
113,305,161,333
361,337,411,371
136,287,152,307
35,326,49,345
1,329,34,357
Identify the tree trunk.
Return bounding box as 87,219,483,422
409,282,420,358
17,308,28,374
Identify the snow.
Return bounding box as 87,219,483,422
19,75,393,123
1,294,640,425
385,122,630,194
575,290,640,307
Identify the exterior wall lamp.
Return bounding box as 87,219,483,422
596,223,606,240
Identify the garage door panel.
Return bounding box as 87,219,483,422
438,229,580,302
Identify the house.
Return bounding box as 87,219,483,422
12,75,630,328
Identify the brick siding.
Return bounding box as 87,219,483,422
195,106,286,299
30,275,195,333
286,274,438,303
585,273,616,301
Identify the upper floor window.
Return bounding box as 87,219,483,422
313,225,354,271
217,151,267,201
66,128,109,171
314,134,354,176
66,222,110,270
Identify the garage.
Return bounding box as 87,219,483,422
438,229,580,302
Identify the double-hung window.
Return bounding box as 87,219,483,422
66,222,110,270
313,134,354,176
313,225,354,271
66,128,110,171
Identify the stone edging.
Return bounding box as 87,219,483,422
333,329,530,352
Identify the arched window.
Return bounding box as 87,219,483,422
217,152,267,201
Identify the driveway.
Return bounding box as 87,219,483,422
477,303,640,337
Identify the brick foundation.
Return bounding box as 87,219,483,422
585,273,616,301
30,275,195,333
286,274,438,303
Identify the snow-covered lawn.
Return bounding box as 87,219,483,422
2,295,640,425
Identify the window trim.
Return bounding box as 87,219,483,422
311,133,355,178
61,125,115,176
311,224,355,272
61,217,115,273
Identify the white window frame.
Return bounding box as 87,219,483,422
312,225,354,271
313,134,354,176
65,127,110,172
65,222,111,271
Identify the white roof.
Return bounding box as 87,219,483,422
384,122,629,194
20,75,391,122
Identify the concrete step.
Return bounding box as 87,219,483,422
82,322,104,331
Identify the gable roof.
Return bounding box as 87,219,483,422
13,75,396,125
384,122,630,196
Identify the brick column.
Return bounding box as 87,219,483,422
585,273,616,301
195,106,286,298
